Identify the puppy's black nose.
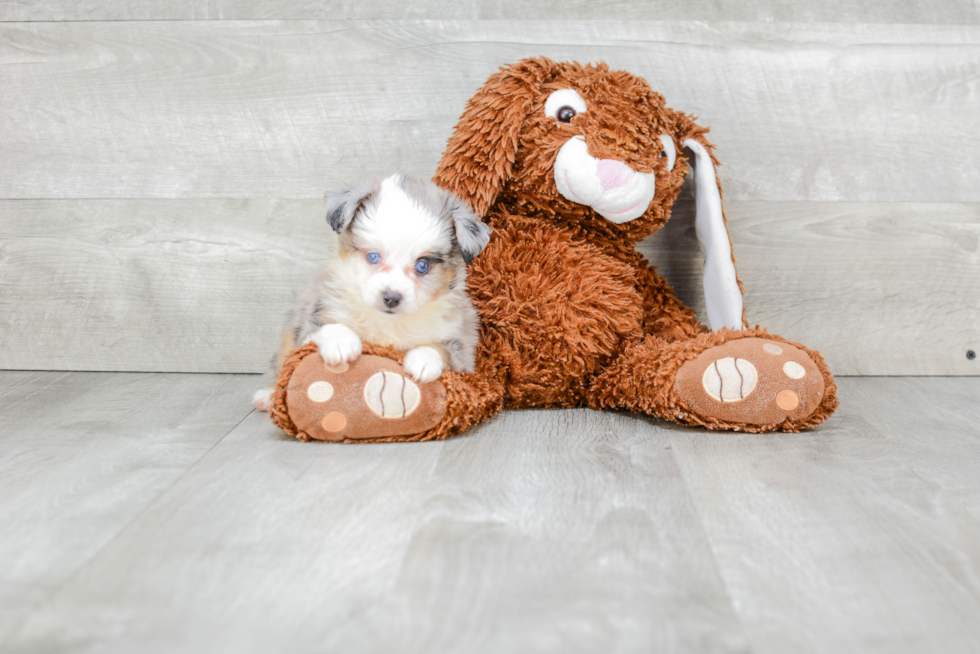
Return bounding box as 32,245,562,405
382,290,402,309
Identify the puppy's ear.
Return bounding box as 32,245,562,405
445,193,492,264
324,180,376,233
433,57,556,217
673,115,746,331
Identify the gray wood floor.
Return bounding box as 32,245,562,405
2,3,979,652
1,372,979,653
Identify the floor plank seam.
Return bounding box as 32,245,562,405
0,406,258,651
663,430,760,654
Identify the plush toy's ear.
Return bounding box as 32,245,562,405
433,58,552,217
324,179,377,233
679,136,747,331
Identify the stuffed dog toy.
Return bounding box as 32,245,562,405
270,57,838,442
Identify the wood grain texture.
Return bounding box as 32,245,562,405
2,21,980,202
2,374,979,652
0,198,321,373
844,377,980,519
669,376,980,654
0,0,206,21
641,199,980,376
210,1,980,22
4,0,979,22
2,198,977,375
1,407,750,654
0,370,257,645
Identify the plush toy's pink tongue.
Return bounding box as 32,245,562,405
596,159,633,190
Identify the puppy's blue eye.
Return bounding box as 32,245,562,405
366,252,381,264
414,260,430,274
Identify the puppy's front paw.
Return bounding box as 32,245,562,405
252,388,273,412
310,324,362,366
403,346,445,383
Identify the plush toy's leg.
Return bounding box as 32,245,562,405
270,343,504,443
587,328,838,432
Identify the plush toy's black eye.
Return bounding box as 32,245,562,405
557,106,576,123
545,89,587,124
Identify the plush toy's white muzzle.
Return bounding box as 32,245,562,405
551,133,744,332
554,136,656,224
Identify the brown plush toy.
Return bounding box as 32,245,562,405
271,57,838,443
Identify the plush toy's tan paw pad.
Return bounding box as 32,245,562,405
285,354,446,441
675,338,825,427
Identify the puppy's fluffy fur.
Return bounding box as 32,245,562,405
253,174,491,411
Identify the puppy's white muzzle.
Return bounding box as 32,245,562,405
554,136,656,224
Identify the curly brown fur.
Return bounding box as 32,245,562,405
587,328,839,432
274,56,838,440
432,56,836,432
435,58,731,267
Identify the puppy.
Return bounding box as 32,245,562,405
252,174,492,411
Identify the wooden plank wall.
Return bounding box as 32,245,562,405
1,5,978,375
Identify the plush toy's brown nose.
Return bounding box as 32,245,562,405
382,290,402,309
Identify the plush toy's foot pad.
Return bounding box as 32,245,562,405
674,337,826,427
285,354,447,441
